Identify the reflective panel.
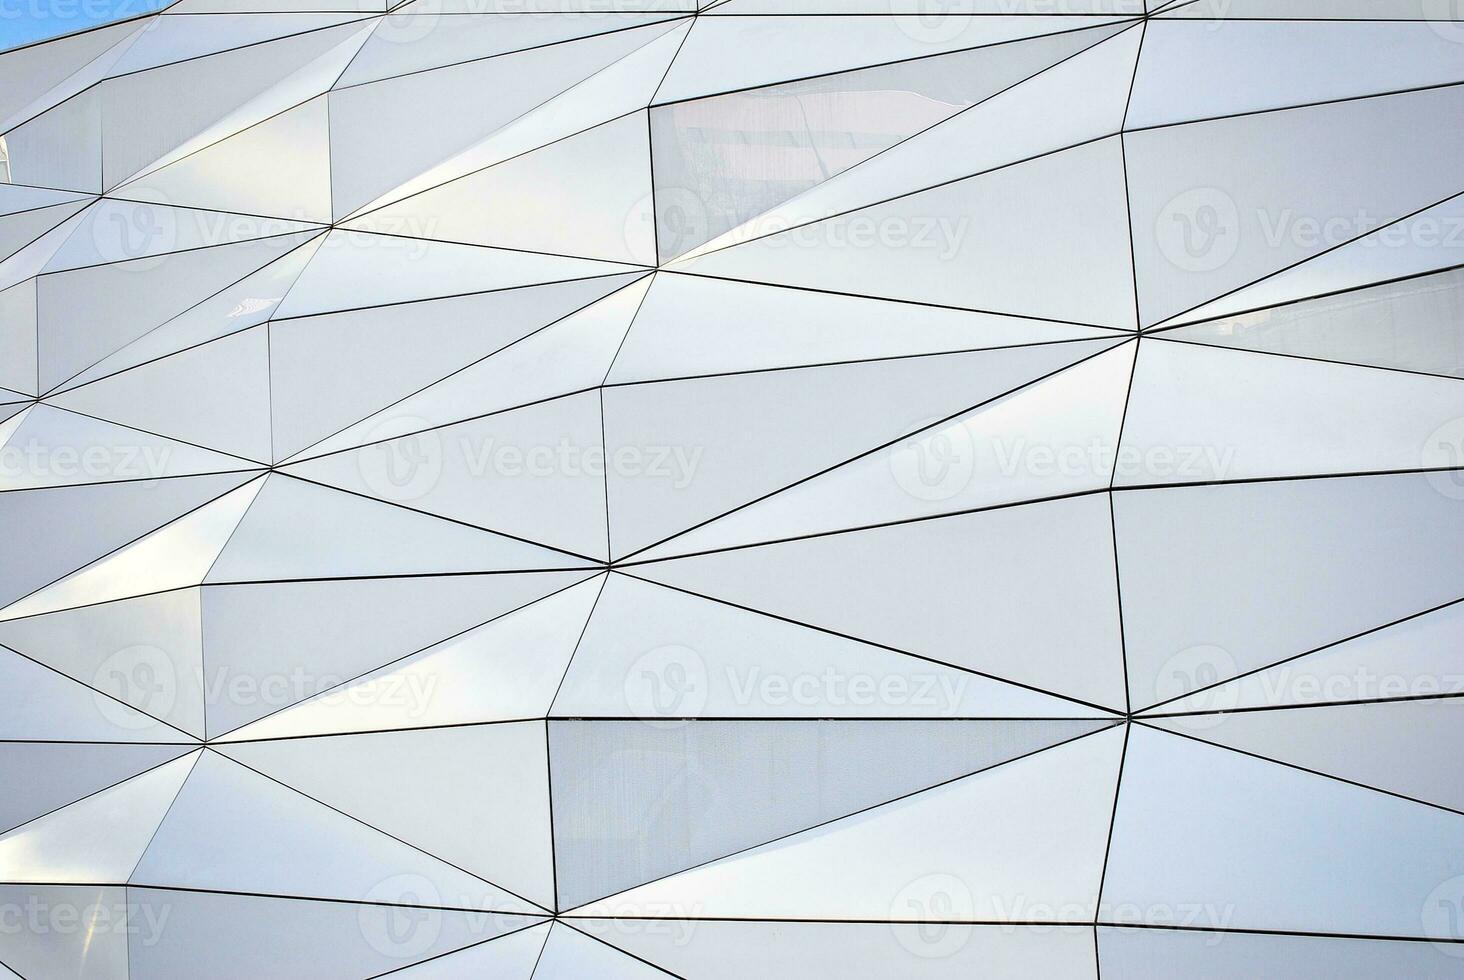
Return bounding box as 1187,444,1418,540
2,7,1461,975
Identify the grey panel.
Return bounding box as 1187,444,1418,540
2,9,1459,976
0,743,190,833
199,571,584,737
649,21,1125,260
268,273,633,461
1116,473,1464,712
1147,699,1464,812
0,883,130,980
1103,725,1464,938
549,718,1109,908
0,471,253,608
633,492,1127,710
584,919,1099,979
128,886,538,980
1098,926,1464,979
1160,267,1464,379
36,231,313,393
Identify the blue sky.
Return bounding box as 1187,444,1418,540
0,0,169,53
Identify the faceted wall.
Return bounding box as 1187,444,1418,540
2,1,1464,976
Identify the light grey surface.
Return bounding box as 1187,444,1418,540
1098,926,1464,979
127,886,537,980
0,742,189,833
1116,472,1464,710
603,337,1116,558
635,492,1127,709
1163,267,1464,379
1104,725,1464,938
1,7,1461,975
581,919,1098,979
199,570,584,736
550,717,1109,908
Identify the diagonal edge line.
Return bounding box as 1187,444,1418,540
1141,688,1464,720
0,470,262,621
122,748,205,883
660,267,1127,331
1093,722,1131,917
42,228,329,398
611,335,1130,563
333,16,693,223
1141,331,1464,386
1142,186,1464,331
204,746,553,915
543,571,611,913
40,227,329,399
1136,591,1464,715
366,915,555,979
0,742,198,839
271,469,606,567
38,401,266,469
559,921,689,979
551,913,1464,945
343,106,645,227
275,270,654,467
75,879,553,915
609,569,1126,717
1141,259,1464,338
670,21,1144,266
648,13,1142,112
0,198,93,268
616,485,1112,574
327,11,692,96
0,639,198,743
603,330,1125,390
204,569,603,743
557,720,1123,915
1124,72,1464,137
32,402,272,467
1131,719,1464,817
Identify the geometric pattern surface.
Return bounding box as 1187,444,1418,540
4,1,1464,976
